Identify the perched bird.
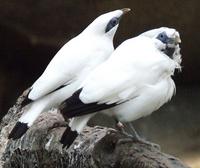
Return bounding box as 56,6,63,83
60,27,182,148
8,8,131,140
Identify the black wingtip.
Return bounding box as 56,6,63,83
21,98,33,108
60,88,116,119
60,127,78,149
8,122,29,140
20,88,33,107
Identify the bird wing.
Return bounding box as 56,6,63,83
61,60,145,118
28,38,93,101
61,37,171,118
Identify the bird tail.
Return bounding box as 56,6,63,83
8,100,47,139
60,126,78,148
60,114,93,148
8,121,29,139
9,83,79,140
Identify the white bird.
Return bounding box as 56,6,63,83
60,27,182,148
8,8,131,140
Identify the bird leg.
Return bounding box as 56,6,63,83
115,120,131,136
115,121,160,149
126,123,160,149
116,121,125,131
115,119,140,140
115,120,137,139
126,122,141,140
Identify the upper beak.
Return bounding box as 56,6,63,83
169,35,181,45
121,8,131,15
175,35,181,44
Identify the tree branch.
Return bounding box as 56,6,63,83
0,89,189,168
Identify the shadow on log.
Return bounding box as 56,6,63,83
0,90,190,168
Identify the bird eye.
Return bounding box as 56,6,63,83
156,32,169,44
110,18,118,26
105,17,119,33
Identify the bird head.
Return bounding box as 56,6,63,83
141,27,182,70
83,8,131,39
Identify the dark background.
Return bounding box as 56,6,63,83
0,0,199,166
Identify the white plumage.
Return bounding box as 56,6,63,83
8,8,131,139
80,33,179,106
60,27,182,148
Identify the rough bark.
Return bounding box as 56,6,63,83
0,90,190,168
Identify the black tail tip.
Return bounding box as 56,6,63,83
60,127,78,149
8,122,29,140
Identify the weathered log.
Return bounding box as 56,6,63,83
0,90,190,168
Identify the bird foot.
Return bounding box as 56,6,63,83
118,132,160,150
116,137,134,145
117,131,140,145
137,138,160,150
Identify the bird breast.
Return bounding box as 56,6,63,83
111,77,175,122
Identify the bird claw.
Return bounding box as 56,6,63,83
117,132,160,150
139,139,160,150
115,122,160,149
131,135,161,150
116,137,134,145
